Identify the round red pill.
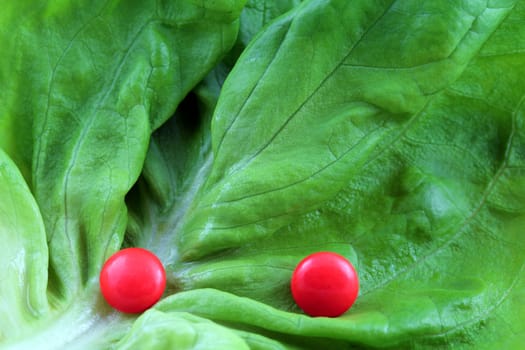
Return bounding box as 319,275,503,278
291,251,359,317
99,247,166,313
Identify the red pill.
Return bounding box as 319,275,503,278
291,252,359,317
99,247,166,313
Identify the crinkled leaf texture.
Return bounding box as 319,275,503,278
0,0,244,348
132,0,525,349
1,0,525,349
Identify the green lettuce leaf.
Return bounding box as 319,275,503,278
115,310,249,349
0,149,48,342
129,0,525,348
1,0,525,349
239,0,303,47
0,0,244,348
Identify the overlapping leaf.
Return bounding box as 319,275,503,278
0,0,245,348
0,150,48,342
1,0,524,348
129,0,525,348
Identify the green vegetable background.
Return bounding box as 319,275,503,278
1,0,524,348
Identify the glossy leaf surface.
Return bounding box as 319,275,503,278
1,0,525,349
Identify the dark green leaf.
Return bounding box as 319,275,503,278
134,0,525,348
